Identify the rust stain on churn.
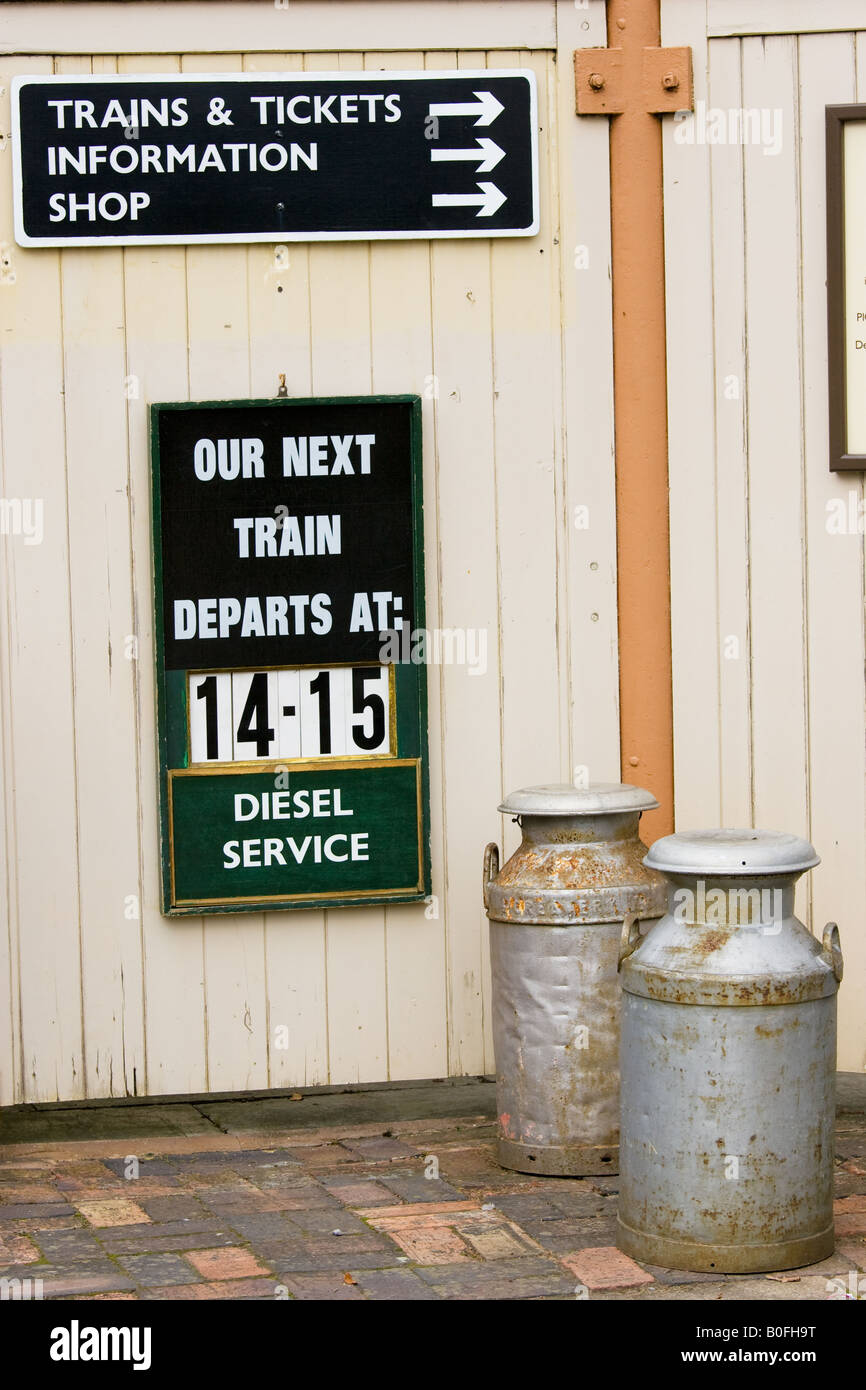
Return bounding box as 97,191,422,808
483,782,666,1179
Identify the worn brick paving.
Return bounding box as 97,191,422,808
0,1113,865,1301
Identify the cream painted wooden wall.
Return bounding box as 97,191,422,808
663,0,866,1071
0,2,621,1103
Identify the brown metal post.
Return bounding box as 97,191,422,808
605,0,674,842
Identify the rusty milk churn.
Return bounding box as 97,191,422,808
618,829,843,1273
483,783,666,1175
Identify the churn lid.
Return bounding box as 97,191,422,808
644,828,820,876
498,782,658,817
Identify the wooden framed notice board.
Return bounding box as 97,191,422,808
150,395,430,915
827,105,866,471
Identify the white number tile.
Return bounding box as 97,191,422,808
188,672,232,763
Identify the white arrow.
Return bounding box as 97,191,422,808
428,91,505,127
430,137,505,173
432,181,507,218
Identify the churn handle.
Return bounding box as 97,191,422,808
822,922,844,984
618,912,641,971
483,843,500,910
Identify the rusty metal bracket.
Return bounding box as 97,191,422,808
641,47,693,114
575,46,693,116
574,48,625,115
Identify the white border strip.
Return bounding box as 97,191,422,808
708,0,866,37
0,1,558,58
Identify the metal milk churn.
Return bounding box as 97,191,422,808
483,783,666,1175
618,829,844,1273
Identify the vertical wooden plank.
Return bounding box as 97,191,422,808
489,49,562,821
118,51,208,1096
482,47,565,1070
365,49,448,1081
243,52,313,405
420,45,464,1083
0,363,13,1102
741,36,809,841
181,51,268,1092
0,337,13,1093
243,49,328,1089
0,59,54,1105
305,50,387,1084
801,32,866,1072
661,0,723,830
707,37,753,828
0,671,12,1099
556,0,621,795
428,47,499,1075
55,52,146,1097
0,55,83,1101
0,65,24,1106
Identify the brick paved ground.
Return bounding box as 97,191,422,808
1,1091,865,1301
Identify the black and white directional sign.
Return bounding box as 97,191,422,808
12,71,538,246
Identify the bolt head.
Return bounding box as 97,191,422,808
662,72,680,90
588,72,605,91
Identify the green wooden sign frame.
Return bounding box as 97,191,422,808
150,394,430,916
